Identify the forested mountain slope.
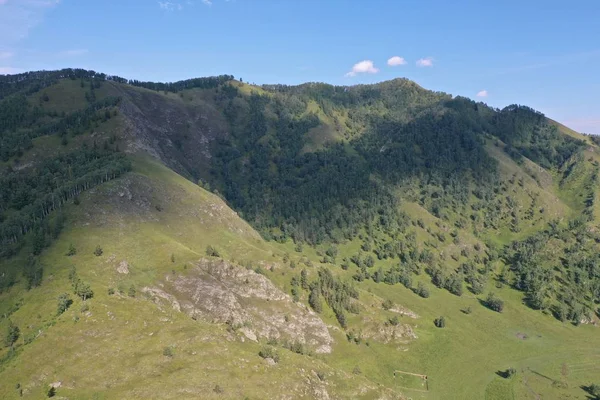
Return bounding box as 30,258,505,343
1,69,599,399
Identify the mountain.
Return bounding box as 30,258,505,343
1,69,599,399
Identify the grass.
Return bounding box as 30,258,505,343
2,154,599,398
0,155,394,399
2,79,600,399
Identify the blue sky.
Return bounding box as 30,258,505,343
0,0,599,133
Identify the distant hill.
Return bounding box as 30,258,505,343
1,69,599,399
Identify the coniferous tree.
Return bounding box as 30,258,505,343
4,321,20,347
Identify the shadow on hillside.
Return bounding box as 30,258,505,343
580,385,599,399
529,369,554,382
495,370,511,379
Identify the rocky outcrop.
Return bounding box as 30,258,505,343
108,81,229,180
143,258,334,353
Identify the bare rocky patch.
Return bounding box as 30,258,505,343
108,81,229,180
358,315,418,345
143,258,333,353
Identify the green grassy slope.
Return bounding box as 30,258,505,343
3,155,598,400
1,72,600,400
0,156,398,399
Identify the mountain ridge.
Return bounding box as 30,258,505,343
1,69,599,399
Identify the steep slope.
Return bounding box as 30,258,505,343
0,156,399,399
1,70,600,400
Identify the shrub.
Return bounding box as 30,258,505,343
288,341,306,355
66,243,77,256
485,292,504,312
388,315,400,326
56,293,73,315
588,383,600,398
308,288,322,313
213,385,224,394
353,365,362,375
163,346,174,357
434,316,446,328
206,245,221,257
399,270,412,288
128,285,136,297
47,386,56,397
80,303,89,313
382,299,394,310
291,287,299,302
414,282,430,298
4,321,20,347
470,277,485,295
74,280,93,300
300,269,308,290
93,245,103,256
445,273,463,296
108,287,115,295
258,346,280,363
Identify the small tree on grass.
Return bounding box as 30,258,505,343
66,243,77,256
434,316,446,328
94,245,103,257
325,246,338,262
47,386,56,398
414,282,430,298
382,299,394,310
506,367,517,378
300,269,308,290
74,280,94,301
258,345,280,363
588,383,600,398
57,293,73,315
206,245,221,257
4,321,20,348
163,346,174,357
485,292,504,312
308,287,322,313
213,384,224,394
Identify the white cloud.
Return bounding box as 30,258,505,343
159,0,201,10
387,56,406,66
0,51,13,59
476,90,488,98
0,0,60,45
158,1,175,10
58,49,88,56
160,0,216,10
416,57,434,67
158,1,183,10
345,60,379,77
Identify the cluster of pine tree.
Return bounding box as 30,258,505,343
503,219,600,323
0,146,130,256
